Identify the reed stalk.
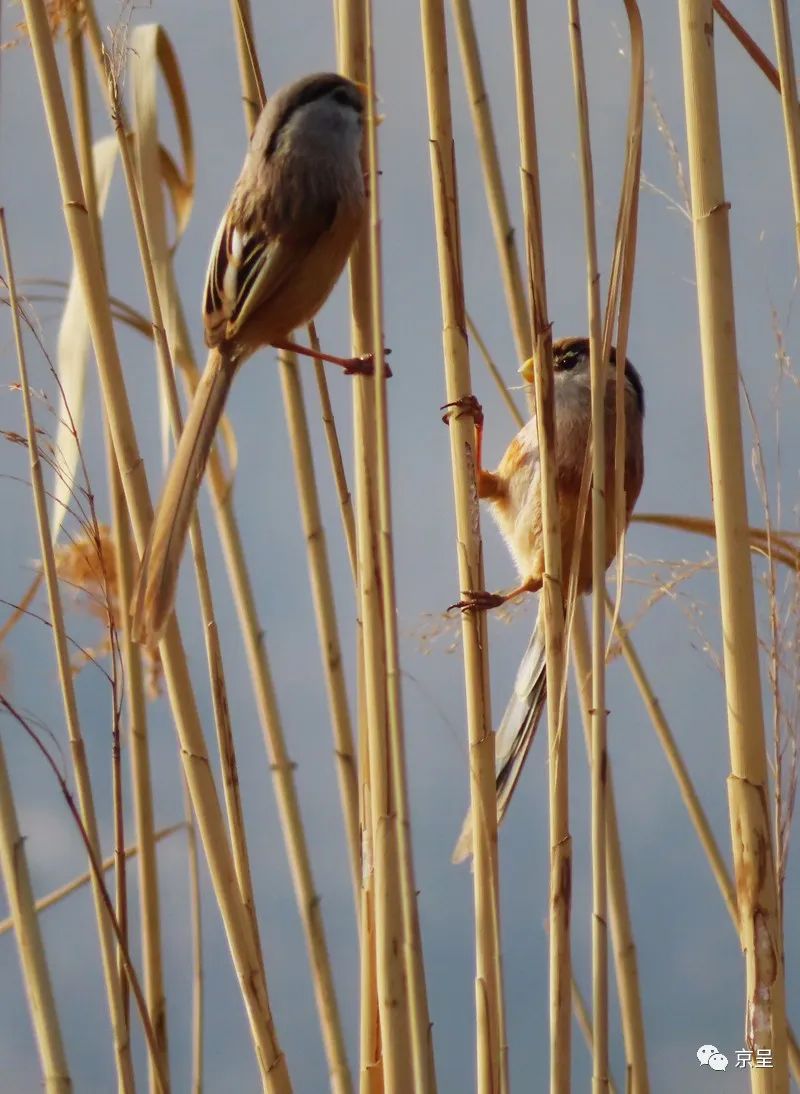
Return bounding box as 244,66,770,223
96,27,269,999
182,780,204,1094
279,357,361,910
768,1,800,270
67,15,169,1081
338,3,415,1088
418,2,506,1090
19,2,289,1082
573,604,649,1094
0,207,135,1094
607,594,800,1083
678,3,788,1086
364,1,437,1084
565,5,609,1089
507,1,570,1088
0,732,71,1093
0,825,185,937
450,0,531,364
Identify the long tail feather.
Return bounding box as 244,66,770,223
132,348,238,646
452,602,547,864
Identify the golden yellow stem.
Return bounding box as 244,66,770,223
679,4,788,1087
419,0,506,1089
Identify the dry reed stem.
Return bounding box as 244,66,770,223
124,17,358,1086
768,1,800,270
450,0,531,364
364,3,437,1086
278,358,362,912
0,824,185,936
679,4,788,1087
19,2,289,1082
0,732,71,1092
467,314,526,428
229,8,363,908
338,3,414,1088
607,593,800,1083
181,779,204,1094
101,20,270,1020
713,1,782,93
65,13,169,1079
572,604,649,1094
601,0,643,652
569,975,618,1094
418,1,505,1090
209,14,357,1084
507,1,570,1088
229,0,265,129
65,8,133,1042
0,209,135,1093
565,5,609,1089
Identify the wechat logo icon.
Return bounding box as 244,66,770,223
697,1044,729,1072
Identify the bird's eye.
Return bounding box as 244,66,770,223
555,351,580,371
332,87,355,108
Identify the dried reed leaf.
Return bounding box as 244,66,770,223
50,136,117,544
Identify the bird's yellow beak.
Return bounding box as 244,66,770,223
518,357,535,384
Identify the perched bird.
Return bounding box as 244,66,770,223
133,72,371,645
451,337,645,863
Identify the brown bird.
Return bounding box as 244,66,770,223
451,337,645,862
133,73,371,645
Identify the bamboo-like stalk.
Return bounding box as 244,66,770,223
229,0,266,130
101,13,354,1087
338,3,414,1089
565,5,609,1089
768,1,800,271
569,975,618,1094
0,824,185,937
506,2,570,1088
113,480,169,1090
450,0,531,365
364,2,437,1086
226,10,362,921
64,0,136,1059
714,1,782,93
182,781,204,1094
607,595,800,1082
66,14,169,1081
0,209,135,1094
418,2,505,1091
19,3,289,1084
278,357,361,915
572,604,649,1094
678,4,788,1088
96,33,268,998
0,733,71,1092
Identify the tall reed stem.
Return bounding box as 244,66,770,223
418,1,506,1089
507,2,570,1088
679,3,788,1087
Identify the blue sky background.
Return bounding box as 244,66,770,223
1,1,798,1091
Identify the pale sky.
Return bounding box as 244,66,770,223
0,2,798,1091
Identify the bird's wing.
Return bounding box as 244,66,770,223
203,171,342,348
203,213,315,346
452,601,548,864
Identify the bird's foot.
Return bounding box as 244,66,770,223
343,350,393,378
441,394,484,427
449,589,508,614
